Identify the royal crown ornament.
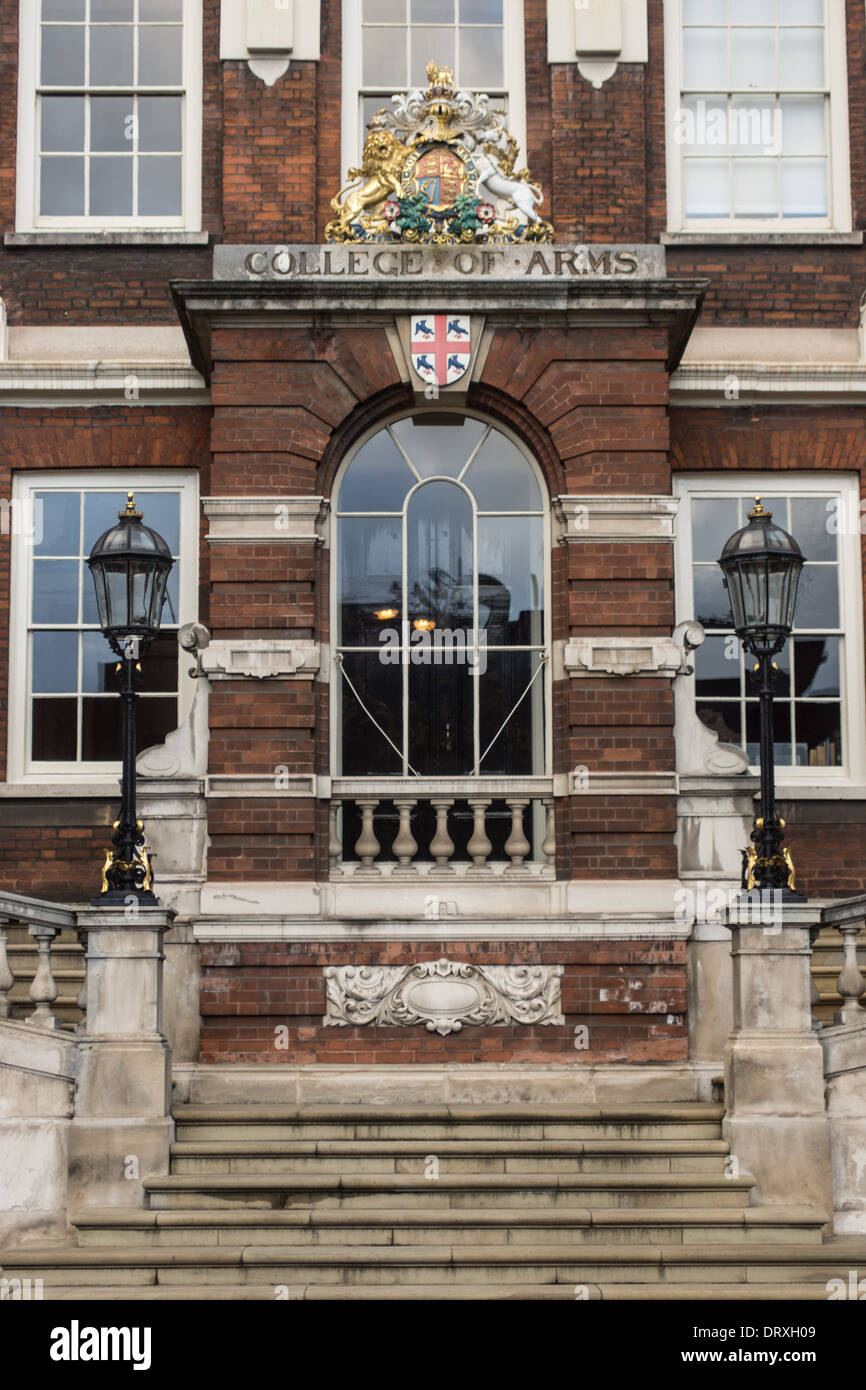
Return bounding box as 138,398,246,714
325,60,554,247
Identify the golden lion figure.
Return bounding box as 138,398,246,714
325,129,412,241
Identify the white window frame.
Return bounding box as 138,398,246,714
8,469,199,785
674,472,866,788
341,0,526,176
15,0,203,231
330,406,552,782
664,0,852,234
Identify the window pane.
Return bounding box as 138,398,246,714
795,564,838,627
34,493,80,555
463,431,541,509
795,703,841,766
391,415,486,479
683,0,726,18
340,432,415,512
91,96,134,152
81,630,118,692
732,0,774,19
137,697,180,753
477,516,543,644
781,158,826,215
684,158,730,216
33,631,78,692
364,0,406,18
411,0,453,18
42,0,85,18
89,26,134,85
790,496,835,561
697,701,742,746
81,696,121,759
136,493,181,553
779,28,824,87
340,654,403,775
732,28,776,89
794,636,839,697
683,29,727,88
91,0,133,18
41,157,85,215
459,26,503,87
691,497,738,562
694,566,733,628
461,0,502,20
136,632,179,691
363,26,406,85
32,699,77,761
32,560,80,623
780,0,823,20
339,517,402,646
139,96,183,151
733,158,778,216
138,156,183,214
90,156,133,216
83,492,128,551
478,651,544,775
41,97,85,152
695,634,741,698
409,660,473,775
41,26,85,83
780,96,825,155
138,26,183,85
139,0,183,18
410,27,455,85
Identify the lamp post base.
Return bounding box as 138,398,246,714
90,889,159,909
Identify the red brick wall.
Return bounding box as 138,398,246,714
199,938,688,1064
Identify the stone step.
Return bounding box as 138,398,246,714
73,1204,826,1249
172,1102,725,1144
143,1171,755,1211
168,1139,728,1176
17,1282,845,1301
3,1239,863,1289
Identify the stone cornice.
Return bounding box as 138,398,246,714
170,270,709,380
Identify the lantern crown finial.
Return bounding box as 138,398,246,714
121,491,142,521
749,495,768,519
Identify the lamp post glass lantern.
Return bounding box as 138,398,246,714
718,497,806,900
87,492,175,906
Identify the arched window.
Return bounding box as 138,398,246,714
334,413,548,780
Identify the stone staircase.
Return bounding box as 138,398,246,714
4,1100,865,1300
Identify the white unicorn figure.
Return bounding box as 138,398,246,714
466,128,544,226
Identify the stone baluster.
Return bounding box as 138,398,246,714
354,798,381,875
392,798,418,875
0,918,13,1018
541,797,556,869
835,920,866,1026
467,799,492,871
429,798,455,873
328,799,342,875
504,798,531,871
26,923,59,1030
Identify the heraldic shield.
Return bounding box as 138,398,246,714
410,315,472,388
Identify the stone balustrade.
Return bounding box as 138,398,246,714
329,778,556,877
0,893,77,1031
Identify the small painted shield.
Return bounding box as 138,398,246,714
410,314,471,387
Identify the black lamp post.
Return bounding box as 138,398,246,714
718,497,806,901
87,492,175,907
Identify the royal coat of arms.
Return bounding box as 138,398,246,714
410,314,471,387
325,61,554,246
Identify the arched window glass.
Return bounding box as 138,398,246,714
335,413,547,778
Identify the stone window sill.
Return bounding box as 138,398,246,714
4,231,211,247
662,231,863,246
